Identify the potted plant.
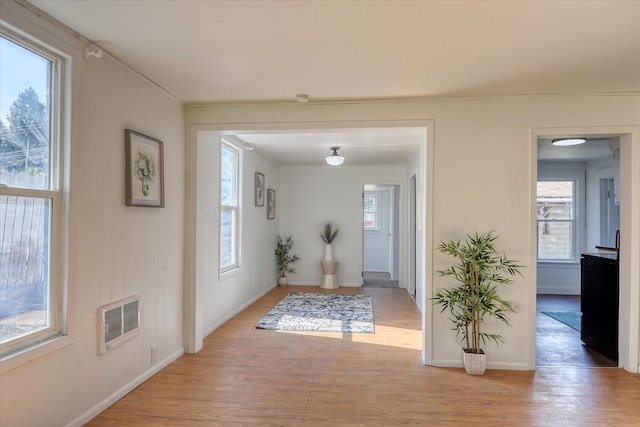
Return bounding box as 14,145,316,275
433,231,522,375
320,222,339,261
274,235,301,286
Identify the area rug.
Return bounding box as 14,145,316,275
256,292,374,333
542,311,582,332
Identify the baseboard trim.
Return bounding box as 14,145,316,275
66,347,185,427
537,286,580,295
203,286,276,337
431,358,531,371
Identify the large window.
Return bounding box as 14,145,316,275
219,140,240,273
537,180,576,261
0,30,65,357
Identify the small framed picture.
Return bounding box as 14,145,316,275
267,189,276,219
255,172,265,206
125,129,165,207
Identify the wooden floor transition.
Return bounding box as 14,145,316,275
87,286,640,426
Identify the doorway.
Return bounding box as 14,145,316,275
362,184,400,288
533,130,638,370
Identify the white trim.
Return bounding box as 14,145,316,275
186,119,434,365
536,178,579,262
203,285,275,337
0,22,71,362
219,139,242,274
530,126,640,373
65,348,185,427
431,357,529,371
0,335,73,374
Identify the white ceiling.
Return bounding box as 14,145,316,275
537,138,613,162
27,0,639,165
233,128,425,166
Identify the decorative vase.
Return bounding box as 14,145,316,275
278,276,288,287
462,348,486,375
325,243,333,261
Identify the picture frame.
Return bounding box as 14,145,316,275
125,129,165,207
267,189,276,219
255,172,265,206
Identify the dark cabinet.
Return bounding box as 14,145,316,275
580,254,619,363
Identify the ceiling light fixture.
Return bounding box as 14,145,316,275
325,146,345,166
552,138,586,146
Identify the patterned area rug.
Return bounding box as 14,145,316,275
542,311,582,332
256,292,374,333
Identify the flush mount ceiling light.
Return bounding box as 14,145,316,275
325,146,345,166
552,138,587,146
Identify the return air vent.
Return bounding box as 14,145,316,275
98,295,141,355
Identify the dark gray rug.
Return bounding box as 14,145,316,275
256,292,374,333
363,272,399,288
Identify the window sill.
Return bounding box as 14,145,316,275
219,266,243,281
0,335,74,374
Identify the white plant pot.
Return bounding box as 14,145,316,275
462,349,486,375
325,244,333,261
278,276,288,287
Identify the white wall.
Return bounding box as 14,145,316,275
406,145,425,311
194,133,279,340
278,165,406,286
586,155,617,251
0,3,185,427
392,185,401,279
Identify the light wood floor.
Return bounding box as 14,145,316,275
87,286,640,426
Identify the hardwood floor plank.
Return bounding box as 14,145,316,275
87,286,640,426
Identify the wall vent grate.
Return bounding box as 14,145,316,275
98,295,141,355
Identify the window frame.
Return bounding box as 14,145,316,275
0,24,70,366
536,179,578,263
363,194,378,230
218,138,241,275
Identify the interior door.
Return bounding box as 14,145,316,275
363,186,392,273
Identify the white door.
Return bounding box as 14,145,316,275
363,185,395,274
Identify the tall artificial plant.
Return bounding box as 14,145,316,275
433,231,522,354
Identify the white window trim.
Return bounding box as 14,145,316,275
219,138,242,276
363,194,379,231
536,171,583,264
0,23,71,371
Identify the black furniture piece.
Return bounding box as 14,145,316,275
580,253,619,363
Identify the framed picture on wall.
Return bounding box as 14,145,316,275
267,189,276,219
125,129,165,207
255,172,265,206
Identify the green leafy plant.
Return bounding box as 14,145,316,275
320,222,338,244
275,235,301,277
433,231,522,354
